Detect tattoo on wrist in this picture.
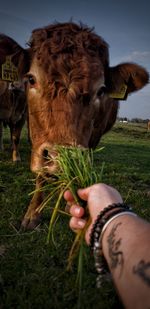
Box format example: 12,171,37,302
133,260,150,286
107,222,124,274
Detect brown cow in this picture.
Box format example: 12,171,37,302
147,120,150,131
0,80,27,161
0,22,149,228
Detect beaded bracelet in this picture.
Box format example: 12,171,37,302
90,203,132,251
89,203,134,288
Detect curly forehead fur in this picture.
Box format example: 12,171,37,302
28,22,109,98
29,22,108,58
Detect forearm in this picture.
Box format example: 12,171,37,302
102,214,150,309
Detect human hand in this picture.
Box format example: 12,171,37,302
64,183,123,244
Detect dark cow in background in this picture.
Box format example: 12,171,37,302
147,120,150,131
0,22,148,228
0,80,27,161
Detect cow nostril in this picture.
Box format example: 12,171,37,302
43,149,49,158
41,147,58,173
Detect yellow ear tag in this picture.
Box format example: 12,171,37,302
109,84,128,100
2,56,19,82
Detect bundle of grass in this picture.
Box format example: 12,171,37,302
35,146,104,293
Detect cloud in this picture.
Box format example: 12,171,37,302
0,10,34,27
120,51,150,65
125,51,150,61
111,51,150,78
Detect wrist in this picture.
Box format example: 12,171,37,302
89,203,136,288
90,203,132,251
101,211,137,257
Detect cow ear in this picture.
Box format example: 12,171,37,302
107,63,149,100
0,34,30,79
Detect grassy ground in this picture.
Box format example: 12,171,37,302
0,122,150,309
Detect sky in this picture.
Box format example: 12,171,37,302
0,0,150,119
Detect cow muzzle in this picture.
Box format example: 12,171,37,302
30,143,58,174
30,142,87,175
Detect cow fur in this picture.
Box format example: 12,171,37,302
0,80,27,161
0,22,149,228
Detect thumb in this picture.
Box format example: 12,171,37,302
77,187,91,201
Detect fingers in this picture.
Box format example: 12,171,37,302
69,205,91,245
64,190,75,203
64,190,76,213
69,216,86,230
64,187,91,204
70,204,85,217
64,188,92,243
77,187,91,201
65,203,86,231
64,190,86,217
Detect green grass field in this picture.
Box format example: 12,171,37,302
0,122,150,309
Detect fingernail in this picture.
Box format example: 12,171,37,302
75,207,81,215
78,220,85,228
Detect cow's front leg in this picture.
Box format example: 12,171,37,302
9,122,21,162
21,176,44,229
0,121,4,151
9,114,26,162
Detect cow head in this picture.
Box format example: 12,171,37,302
0,23,149,174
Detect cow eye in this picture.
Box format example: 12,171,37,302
26,74,36,87
97,86,106,98
28,75,36,85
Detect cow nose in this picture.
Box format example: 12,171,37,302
30,143,57,173
43,148,49,159
41,146,58,174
